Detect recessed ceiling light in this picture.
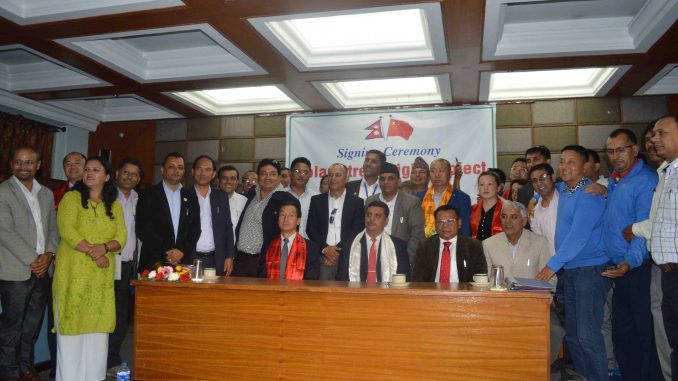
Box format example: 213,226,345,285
482,67,626,101
249,3,446,70
315,75,450,109
171,85,306,115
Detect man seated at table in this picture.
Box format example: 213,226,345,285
482,200,551,279
258,201,320,280
412,205,486,282
337,200,410,282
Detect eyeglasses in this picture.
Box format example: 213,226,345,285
605,145,634,156
243,179,257,184
293,168,309,175
436,217,457,225
329,208,338,224
530,173,551,184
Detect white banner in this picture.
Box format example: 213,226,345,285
286,106,496,197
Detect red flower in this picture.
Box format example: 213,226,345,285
179,273,191,281
141,269,150,278
155,272,164,280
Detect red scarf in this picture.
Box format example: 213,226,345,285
470,198,503,239
265,234,307,280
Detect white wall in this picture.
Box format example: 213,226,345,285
51,125,89,179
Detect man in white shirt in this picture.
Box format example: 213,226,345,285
193,156,235,276
365,162,424,263
346,150,385,199
628,115,678,377
528,163,559,256
0,147,58,381
307,163,365,280
218,165,247,243
107,157,141,370
286,157,317,239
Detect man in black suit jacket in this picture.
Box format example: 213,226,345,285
136,152,201,272
258,201,320,280
191,156,235,276
345,149,385,199
307,163,365,280
337,200,410,282
234,159,297,277
412,205,486,282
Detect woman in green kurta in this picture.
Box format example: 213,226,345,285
53,157,126,381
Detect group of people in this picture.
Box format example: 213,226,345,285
2,114,678,381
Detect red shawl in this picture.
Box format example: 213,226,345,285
470,198,503,239
265,234,307,280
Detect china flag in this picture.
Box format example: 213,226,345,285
387,118,413,140
364,119,383,140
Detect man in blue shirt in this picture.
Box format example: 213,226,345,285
600,129,662,380
536,145,611,381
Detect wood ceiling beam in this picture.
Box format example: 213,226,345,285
443,0,484,103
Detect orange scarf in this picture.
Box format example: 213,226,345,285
265,234,307,280
470,198,503,239
422,184,453,237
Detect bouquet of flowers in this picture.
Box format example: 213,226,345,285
140,262,191,282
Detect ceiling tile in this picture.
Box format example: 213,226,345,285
0,45,107,92
483,0,678,60
46,95,181,122
249,3,446,71
0,0,184,25
56,24,266,83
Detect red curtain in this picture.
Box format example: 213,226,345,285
0,112,57,182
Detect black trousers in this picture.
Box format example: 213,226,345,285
232,252,260,277
107,260,134,368
0,274,50,378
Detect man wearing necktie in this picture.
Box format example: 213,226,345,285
411,205,486,282
337,200,409,282
258,201,320,280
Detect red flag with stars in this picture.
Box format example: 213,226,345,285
364,119,383,140
387,118,413,140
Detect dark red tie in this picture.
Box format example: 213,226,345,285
440,241,452,282
367,237,377,283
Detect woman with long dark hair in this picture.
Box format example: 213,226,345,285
53,156,126,381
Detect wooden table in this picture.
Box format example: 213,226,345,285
131,278,551,381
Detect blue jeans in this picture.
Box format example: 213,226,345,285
562,263,612,381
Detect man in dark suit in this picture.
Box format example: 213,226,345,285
307,163,365,280
258,201,320,280
233,159,297,277
337,200,410,282
365,162,424,263
191,155,235,276
136,152,201,271
412,205,486,282
346,149,385,199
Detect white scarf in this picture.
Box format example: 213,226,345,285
349,230,398,282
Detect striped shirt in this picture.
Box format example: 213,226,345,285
651,158,678,264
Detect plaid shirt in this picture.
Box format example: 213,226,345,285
651,159,678,264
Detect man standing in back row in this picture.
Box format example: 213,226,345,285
307,163,364,280
136,152,201,271
346,150,385,199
